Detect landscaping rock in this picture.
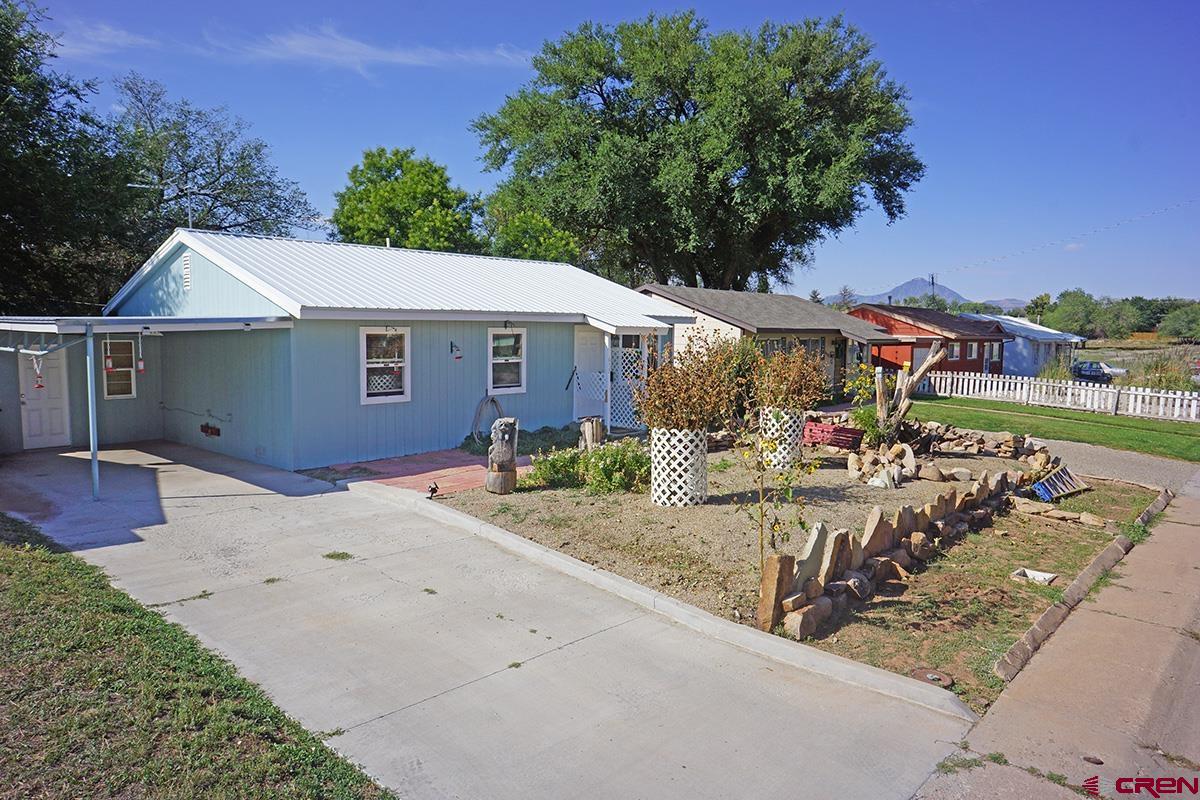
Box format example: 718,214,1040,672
896,505,917,537
900,443,917,472
860,506,894,557
792,522,831,592
781,592,809,613
782,594,832,639
847,451,863,480
947,467,974,482
817,528,854,587
803,577,823,599
908,530,936,561
843,570,874,600
1013,496,1054,515
824,580,849,596
1079,511,1107,527
918,463,945,482
866,475,890,489
886,547,913,570
756,553,796,632
850,535,864,571
866,556,897,582
1044,509,1081,521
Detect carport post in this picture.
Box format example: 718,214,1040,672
85,323,99,500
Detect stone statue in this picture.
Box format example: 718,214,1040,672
485,417,519,494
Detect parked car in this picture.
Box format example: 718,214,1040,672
1071,360,1127,383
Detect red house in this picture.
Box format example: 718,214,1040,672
847,304,1010,374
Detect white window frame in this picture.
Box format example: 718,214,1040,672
102,339,137,400
967,341,978,360
488,327,527,396
948,342,961,360
360,326,411,405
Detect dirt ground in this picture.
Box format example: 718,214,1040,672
441,446,1013,623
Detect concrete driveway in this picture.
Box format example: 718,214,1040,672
0,442,973,799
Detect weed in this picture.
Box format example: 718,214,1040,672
985,752,1008,765
323,551,353,561
936,754,983,774
422,587,437,595
528,628,538,634
496,613,505,619
263,577,282,585
508,661,522,669
709,457,735,473
1118,521,1151,544
1046,772,1068,786
539,514,574,530
771,622,798,641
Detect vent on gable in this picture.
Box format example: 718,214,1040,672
182,252,192,291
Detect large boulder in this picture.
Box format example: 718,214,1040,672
792,522,832,592
816,528,854,587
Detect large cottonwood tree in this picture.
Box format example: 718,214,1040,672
474,12,924,289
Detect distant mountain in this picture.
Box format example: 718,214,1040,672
982,298,1026,312
854,278,969,306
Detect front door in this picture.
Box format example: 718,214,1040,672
18,349,71,449
983,342,992,374
572,326,605,420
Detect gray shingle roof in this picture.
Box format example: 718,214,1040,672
638,284,897,343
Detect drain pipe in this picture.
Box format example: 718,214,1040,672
85,323,99,500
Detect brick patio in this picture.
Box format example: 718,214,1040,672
331,448,533,496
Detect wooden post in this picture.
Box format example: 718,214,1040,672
875,366,888,424
756,553,796,632
579,416,604,450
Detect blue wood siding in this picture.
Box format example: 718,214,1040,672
290,320,575,469
159,329,294,468
0,353,23,453
111,246,288,318
67,336,165,447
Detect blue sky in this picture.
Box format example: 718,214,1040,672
44,0,1199,302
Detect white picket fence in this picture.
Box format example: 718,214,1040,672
920,371,1200,423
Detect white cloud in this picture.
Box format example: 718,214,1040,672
206,25,532,75
1063,242,1085,252
54,19,158,60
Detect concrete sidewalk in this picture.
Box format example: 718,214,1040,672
918,468,1200,797
0,443,975,800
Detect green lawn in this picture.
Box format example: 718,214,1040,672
0,514,394,800
911,396,1200,462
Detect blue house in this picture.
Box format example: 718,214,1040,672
959,313,1085,376
0,230,690,495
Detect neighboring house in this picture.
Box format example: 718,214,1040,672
0,230,692,476
637,284,898,388
847,304,1010,374
959,313,1084,376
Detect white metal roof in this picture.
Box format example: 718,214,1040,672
0,316,293,335
960,313,1085,343
105,229,692,333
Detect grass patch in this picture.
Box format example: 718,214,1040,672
0,513,392,799
985,752,1009,765
1058,480,1158,526
1118,521,1151,544
322,551,354,561
912,396,1200,462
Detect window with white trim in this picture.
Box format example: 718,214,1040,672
967,341,978,359
948,342,961,360
103,340,137,399
360,327,411,404
488,327,526,395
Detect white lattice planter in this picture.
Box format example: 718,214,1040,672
759,407,805,469
650,427,708,507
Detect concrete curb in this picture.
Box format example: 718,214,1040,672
994,485,1176,682
345,479,978,724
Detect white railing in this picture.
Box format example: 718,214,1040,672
920,371,1200,423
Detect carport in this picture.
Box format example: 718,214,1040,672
0,315,292,499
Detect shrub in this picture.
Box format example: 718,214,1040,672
527,440,651,493
1037,357,1072,381
527,447,586,488
850,404,894,448
842,362,895,407
753,348,828,411
1117,350,1197,391
635,333,746,431
583,438,651,493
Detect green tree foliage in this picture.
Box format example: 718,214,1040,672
115,73,318,246
901,293,949,312
951,300,1003,314
1157,304,1200,339
1023,292,1053,322
1124,295,1192,332
1043,289,1099,336
808,289,823,304
0,1,135,313
331,147,480,252
832,285,857,310
483,190,579,262
474,12,924,289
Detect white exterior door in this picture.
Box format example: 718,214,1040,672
911,346,931,370
572,326,605,420
18,350,71,449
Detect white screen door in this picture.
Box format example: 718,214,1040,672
573,326,605,420
18,350,71,449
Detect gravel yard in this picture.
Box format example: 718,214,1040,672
441,446,1020,622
